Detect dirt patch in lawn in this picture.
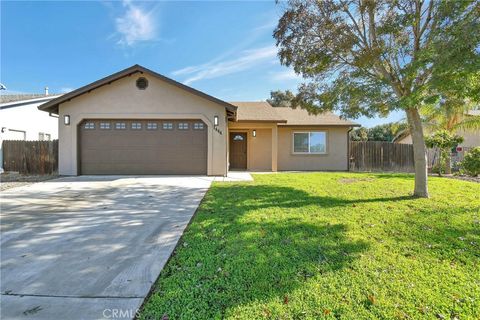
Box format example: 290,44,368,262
338,177,375,184
443,175,479,183
0,173,58,191
428,174,480,183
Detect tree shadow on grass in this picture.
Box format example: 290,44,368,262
218,184,413,212
141,184,375,319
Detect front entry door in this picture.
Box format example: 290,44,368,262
229,132,247,170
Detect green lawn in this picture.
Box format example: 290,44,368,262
140,173,480,320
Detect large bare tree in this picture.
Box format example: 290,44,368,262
274,0,480,197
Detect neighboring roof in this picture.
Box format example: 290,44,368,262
37,65,238,117
392,129,410,143
0,94,62,110
230,101,359,126
1,93,57,103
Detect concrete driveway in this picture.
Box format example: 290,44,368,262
1,176,213,319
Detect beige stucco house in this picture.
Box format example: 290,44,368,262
38,65,358,176
393,110,480,148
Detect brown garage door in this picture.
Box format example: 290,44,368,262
79,119,207,175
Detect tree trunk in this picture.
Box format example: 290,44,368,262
445,152,452,174
405,108,429,198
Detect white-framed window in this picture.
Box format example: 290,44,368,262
115,122,126,130
45,133,51,141
84,122,95,129
146,122,158,130
162,122,173,130
193,122,205,130
178,122,189,130
131,122,142,130
100,122,111,130
293,132,327,154
39,132,45,140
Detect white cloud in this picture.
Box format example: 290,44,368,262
60,87,74,93
172,45,278,85
115,0,156,46
270,69,302,81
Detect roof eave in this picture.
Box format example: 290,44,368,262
278,123,361,127
234,119,288,123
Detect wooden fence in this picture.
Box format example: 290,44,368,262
2,140,58,174
427,146,473,170
349,141,415,172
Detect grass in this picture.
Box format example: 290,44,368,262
139,172,480,320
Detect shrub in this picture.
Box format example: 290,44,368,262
425,130,464,176
431,164,445,175
460,147,480,177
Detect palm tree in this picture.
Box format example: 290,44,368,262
422,97,480,173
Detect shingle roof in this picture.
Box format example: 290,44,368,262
0,94,52,104
229,101,286,122
229,101,359,126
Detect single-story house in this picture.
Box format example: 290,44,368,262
38,65,359,176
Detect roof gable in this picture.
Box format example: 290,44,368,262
37,65,237,117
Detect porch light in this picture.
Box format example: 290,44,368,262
64,115,70,125
252,130,256,137
214,115,219,127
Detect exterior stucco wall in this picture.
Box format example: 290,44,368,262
398,130,479,147
396,135,413,144
457,129,480,148
248,129,272,171
277,126,350,171
58,74,228,176
228,122,276,171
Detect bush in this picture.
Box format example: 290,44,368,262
460,147,480,177
431,164,445,175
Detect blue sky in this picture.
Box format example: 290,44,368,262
1,1,403,127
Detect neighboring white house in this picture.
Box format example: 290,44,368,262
0,94,61,141
0,93,61,172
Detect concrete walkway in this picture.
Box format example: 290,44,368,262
214,171,253,182
1,176,213,320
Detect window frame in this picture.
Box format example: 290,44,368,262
193,122,205,130
84,122,95,130
99,122,111,130
131,122,143,130
146,122,158,130
114,122,127,130
292,131,327,154
162,122,174,130
178,122,189,130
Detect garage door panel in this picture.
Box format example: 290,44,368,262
80,119,207,175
